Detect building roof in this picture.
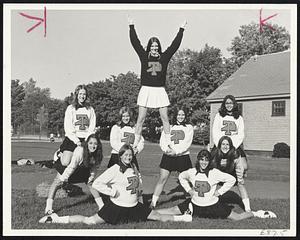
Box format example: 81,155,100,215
207,51,290,102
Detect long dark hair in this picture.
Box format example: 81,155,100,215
219,95,240,119
146,37,162,58
211,136,240,173
116,106,135,128
72,84,91,110
118,144,139,174
195,149,213,176
82,133,103,168
171,107,189,126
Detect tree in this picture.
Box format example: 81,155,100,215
11,79,25,134
21,78,52,135
167,46,228,126
228,22,290,68
47,98,65,136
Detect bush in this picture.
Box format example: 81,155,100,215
272,142,290,158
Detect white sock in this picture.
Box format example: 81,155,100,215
242,198,251,211
46,198,53,211
95,197,104,209
152,195,159,206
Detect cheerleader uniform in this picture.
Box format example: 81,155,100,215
92,163,151,225
159,123,193,172
212,153,245,186
54,146,96,184
60,105,96,153
212,112,246,157
178,168,236,219
129,24,184,108
107,123,144,170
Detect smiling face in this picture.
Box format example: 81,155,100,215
122,112,130,125
220,139,230,154
87,137,98,153
199,156,210,171
150,41,159,56
225,98,234,112
77,89,87,105
120,149,133,165
177,110,186,123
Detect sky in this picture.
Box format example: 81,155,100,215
8,4,293,99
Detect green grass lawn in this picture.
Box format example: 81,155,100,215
10,140,290,231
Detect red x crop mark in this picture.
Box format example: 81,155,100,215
19,7,47,37
259,8,278,33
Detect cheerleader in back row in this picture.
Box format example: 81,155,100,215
212,95,248,174
56,85,96,166
150,107,193,208
39,144,193,225
128,15,187,151
107,106,144,170
155,149,277,221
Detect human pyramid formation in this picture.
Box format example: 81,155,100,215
39,16,277,225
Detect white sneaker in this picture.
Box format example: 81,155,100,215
181,202,193,222
254,210,277,219
39,213,59,223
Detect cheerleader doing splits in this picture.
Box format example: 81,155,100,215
44,133,104,215
155,150,277,221
128,15,187,150
39,144,193,225
150,108,193,208
108,106,144,170
56,85,96,166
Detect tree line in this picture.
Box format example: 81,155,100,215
11,23,290,143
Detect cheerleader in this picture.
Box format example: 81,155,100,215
155,150,277,220
128,16,187,150
107,106,144,170
211,136,251,212
56,85,96,166
44,133,104,215
150,108,193,208
39,144,193,225
212,95,248,175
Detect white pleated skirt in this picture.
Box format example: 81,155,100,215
137,86,170,108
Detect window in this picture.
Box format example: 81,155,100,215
237,103,243,116
272,101,285,116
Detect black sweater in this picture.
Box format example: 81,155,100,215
129,25,184,87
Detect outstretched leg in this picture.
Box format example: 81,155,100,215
227,210,254,221
87,183,104,210
159,107,171,145
39,213,105,225
148,206,192,222
151,168,171,208
45,173,64,214
133,106,148,147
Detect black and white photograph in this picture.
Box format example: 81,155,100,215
3,3,297,237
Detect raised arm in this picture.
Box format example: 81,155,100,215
164,20,187,57
128,16,145,57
